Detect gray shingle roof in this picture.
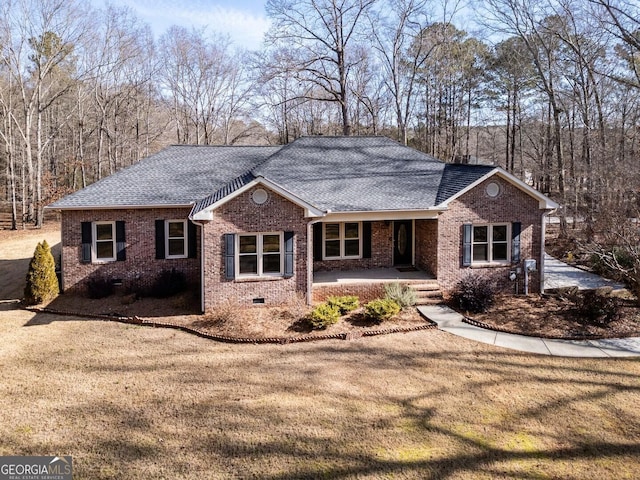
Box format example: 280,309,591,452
49,145,282,208
49,136,498,213
254,136,484,212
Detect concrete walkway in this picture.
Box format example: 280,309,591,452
418,305,640,357
418,254,639,357
543,253,625,291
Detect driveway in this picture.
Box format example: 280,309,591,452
543,253,625,291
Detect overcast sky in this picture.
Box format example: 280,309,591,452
95,0,270,50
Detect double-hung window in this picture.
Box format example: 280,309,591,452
472,224,509,263
93,221,116,262
166,220,187,259
237,233,283,276
323,222,361,259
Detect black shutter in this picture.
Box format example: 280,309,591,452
188,221,197,259
362,222,372,259
115,221,126,261
284,231,294,277
512,222,521,264
313,223,323,261
155,220,165,259
224,233,235,280
81,222,92,263
462,223,472,267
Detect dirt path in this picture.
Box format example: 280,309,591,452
0,225,61,301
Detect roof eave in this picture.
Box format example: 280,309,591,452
190,176,325,220
437,168,559,210
46,203,194,211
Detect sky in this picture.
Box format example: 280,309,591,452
93,0,270,50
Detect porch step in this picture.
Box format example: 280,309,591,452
410,281,444,306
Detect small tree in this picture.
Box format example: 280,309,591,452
24,240,59,305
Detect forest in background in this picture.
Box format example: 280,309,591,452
1,0,639,233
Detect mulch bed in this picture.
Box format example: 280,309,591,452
462,293,640,340
30,291,436,344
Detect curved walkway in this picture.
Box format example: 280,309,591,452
418,305,640,357
418,254,640,357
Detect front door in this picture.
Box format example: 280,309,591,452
393,220,413,266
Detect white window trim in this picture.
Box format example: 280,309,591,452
165,219,188,259
236,232,284,278
323,222,362,260
92,221,116,263
472,223,510,265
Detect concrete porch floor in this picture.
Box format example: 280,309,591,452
313,267,435,286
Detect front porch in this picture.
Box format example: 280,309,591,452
312,267,441,305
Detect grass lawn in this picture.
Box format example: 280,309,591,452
1,228,639,479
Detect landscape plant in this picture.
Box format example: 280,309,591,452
451,274,496,313
326,295,359,314
151,268,187,298
309,303,341,329
364,298,401,322
383,282,417,309
23,240,59,305
86,277,114,299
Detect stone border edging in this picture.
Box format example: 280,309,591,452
24,306,437,344
461,315,622,341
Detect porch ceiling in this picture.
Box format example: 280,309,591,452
313,267,434,286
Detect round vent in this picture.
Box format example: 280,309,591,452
485,182,500,198
252,188,269,205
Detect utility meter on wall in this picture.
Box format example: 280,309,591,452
524,259,537,272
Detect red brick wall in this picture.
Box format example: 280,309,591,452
313,283,386,304
202,187,308,310
60,208,200,293
313,221,392,271
436,176,544,294
415,219,438,276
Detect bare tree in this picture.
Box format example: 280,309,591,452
0,0,94,227
266,0,377,136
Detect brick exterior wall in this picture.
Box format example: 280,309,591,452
435,176,544,294
202,187,308,311
415,219,438,276
313,221,392,272
313,283,386,304
59,175,546,310
60,208,200,293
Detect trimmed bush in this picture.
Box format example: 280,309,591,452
573,290,621,327
451,274,495,313
24,240,59,305
86,277,114,299
384,282,417,310
309,303,341,329
151,268,187,298
326,295,359,314
365,298,401,322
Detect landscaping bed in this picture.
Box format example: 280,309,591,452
462,292,640,339
44,291,433,342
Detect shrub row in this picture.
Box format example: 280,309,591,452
86,268,188,300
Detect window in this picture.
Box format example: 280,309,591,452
237,233,283,276
323,222,361,259
166,220,187,258
472,224,509,263
93,221,116,262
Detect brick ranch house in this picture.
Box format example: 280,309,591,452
48,136,558,312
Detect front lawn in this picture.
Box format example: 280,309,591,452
1,307,639,479
2,227,640,479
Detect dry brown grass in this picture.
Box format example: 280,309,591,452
1,227,640,479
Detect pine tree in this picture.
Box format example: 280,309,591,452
24,240,59,305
